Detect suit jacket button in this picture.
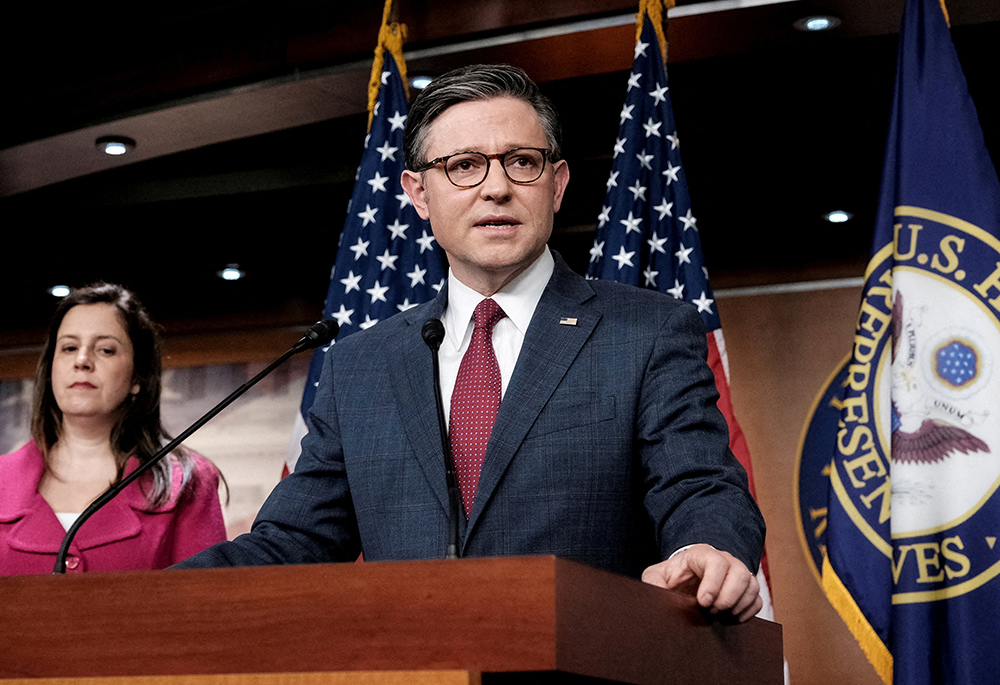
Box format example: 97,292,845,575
65,556,80,570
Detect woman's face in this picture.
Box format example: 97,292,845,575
51,303,138,423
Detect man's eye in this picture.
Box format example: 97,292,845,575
507,153,539,170
448,158,479,173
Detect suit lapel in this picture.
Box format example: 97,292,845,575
466,256,599,539
390,289,464,532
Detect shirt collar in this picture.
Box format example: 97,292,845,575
444,248,554,347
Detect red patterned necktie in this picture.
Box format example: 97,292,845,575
450,298,507,517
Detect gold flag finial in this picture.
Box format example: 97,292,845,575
636,0,674,64
367,0,410,130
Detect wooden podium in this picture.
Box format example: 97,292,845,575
0,556,782,684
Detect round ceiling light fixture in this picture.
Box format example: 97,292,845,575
219,264,245,281
824,210,853,224
410,75,433,90
794,15,841,32
96,136,137,156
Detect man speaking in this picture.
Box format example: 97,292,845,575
177,64,765,623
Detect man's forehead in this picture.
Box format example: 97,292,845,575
424,97,547,156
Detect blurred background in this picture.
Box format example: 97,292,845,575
0,0,996,358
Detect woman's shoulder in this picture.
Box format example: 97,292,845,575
1,441,42,458
0,442,44,471
0,442,46,519
182,451,221,486
171,450,221,494
133,450,220,512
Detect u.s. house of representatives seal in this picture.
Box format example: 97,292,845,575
797,206,1000,603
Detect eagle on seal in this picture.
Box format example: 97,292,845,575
890,291,990,464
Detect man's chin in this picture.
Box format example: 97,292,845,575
452,257,538,295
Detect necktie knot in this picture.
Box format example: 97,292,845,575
473,298,506,332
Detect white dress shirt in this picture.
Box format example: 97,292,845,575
439,249,555,427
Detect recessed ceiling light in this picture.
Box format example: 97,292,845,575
96,136,136,156
824,210,853,223
794,15,841,32
410,75,433,90
219,264,245,281
49,285,71,298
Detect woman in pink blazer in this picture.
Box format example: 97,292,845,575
0,283,226,574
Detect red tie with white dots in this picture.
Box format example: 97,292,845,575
449,298,507,517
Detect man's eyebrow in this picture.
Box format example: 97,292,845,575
437,144,536,157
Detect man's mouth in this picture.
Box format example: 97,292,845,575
476,216,520,228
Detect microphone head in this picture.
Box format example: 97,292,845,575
298,319,339,350
422,318,445,350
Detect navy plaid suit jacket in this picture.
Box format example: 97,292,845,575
179,252,764,578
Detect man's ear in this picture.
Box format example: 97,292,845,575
551,159,570,214
400,170,431,220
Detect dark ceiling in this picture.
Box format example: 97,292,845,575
1,0,998,349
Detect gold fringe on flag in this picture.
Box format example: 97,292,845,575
822,555,893,684
938,0,951,27
367,0,410,130
635,0,675,63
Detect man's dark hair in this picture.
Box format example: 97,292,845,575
403,63,563,170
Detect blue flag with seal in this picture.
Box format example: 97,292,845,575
797,1,1000,682
286,12,445,474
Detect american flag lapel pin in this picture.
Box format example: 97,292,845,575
559,317,578,326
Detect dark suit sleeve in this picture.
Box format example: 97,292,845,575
636,302,765,573
173,350,361,569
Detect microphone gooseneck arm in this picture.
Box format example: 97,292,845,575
421,318,461,560
52,319,339,574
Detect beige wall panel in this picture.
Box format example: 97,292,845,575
719,285,882,685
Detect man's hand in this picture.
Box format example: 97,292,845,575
641,544,762,623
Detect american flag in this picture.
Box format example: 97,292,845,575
587,15,778,626
287,50,446,473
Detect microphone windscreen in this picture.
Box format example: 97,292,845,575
301,319,339,349
422,318,445,350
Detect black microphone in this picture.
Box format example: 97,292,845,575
52,319,340,574
421,318,444,349
422,318,461,560
292,319,339,352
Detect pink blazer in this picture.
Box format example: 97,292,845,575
0,441,226,575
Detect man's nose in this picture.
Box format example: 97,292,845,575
478,158,513,200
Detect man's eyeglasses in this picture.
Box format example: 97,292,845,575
415,147,552,188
